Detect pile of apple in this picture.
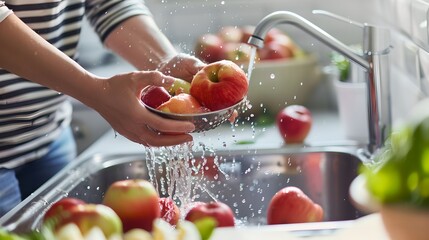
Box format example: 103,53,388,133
2,180,324,240
142,60,248,114
38,179,236,240
194,25,302,64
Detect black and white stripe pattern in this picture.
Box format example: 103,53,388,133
0,0,150,168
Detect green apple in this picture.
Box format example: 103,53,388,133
168,78,191,95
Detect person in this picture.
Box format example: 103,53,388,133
0,0,205,217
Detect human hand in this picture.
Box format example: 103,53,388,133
159,53,205,82
89,71,195,147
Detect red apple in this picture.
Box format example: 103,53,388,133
258,41,294,61
157,93,210,114
276,105,312,144
49,203,123,238
267,186,324,224
102,179,160,232
141,85,171,109
159,197,180,226
217,26,243,43
190,60,249,111
195,33,226,63
43,197,86,222
185,201,235,227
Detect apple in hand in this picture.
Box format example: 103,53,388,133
102,179,160,232
43,197,85,222
49,204,123,238
267,186,324,224
185,201,235,227
190,60,249,111
141,85,171,109
157,93,210,114
276,105,312,144
195,33,226,63
159,197,181,226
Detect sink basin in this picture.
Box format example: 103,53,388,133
0,146,366,234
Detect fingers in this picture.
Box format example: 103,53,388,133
140,124,194,147
131,71,176,91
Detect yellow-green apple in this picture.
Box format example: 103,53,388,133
185,201,235,227
141,85,171,109
217,26,243,43
159,197,181,226
102,179,160,232
224,43,256,64
48,204,122,239
276,105,312,144
195,33,226,63
43,197,85,222
168,78,191,95
267,186,323,224
190,60,249,111
157,93,210,114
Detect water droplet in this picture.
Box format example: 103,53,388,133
270,73,276,79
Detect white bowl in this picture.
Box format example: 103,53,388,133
244,54,322,116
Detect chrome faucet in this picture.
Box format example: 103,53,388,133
248,11,392,156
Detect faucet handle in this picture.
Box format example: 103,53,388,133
312,10,364,28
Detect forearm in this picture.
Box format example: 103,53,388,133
104,15,178,71
0,14,101,106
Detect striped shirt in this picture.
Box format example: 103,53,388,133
0,0,150,168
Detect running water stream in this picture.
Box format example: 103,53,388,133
143,48,259,219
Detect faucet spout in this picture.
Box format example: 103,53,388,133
248,11,369,69
248,11,392,156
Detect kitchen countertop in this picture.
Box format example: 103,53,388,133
78,110,359,160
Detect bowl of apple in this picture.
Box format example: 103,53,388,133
141,60,250,133
350,99,429,240
194,25,322,116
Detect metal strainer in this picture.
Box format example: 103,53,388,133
145,98,250,133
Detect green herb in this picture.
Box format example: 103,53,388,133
331,52,350,82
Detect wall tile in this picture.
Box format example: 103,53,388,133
411,0,429,50
396,0,413,36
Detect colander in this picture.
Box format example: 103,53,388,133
145,98,250,133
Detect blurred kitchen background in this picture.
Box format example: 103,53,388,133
71,0,429,154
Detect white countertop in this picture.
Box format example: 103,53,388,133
78,110,358,160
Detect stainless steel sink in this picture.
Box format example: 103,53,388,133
0,146,365,234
